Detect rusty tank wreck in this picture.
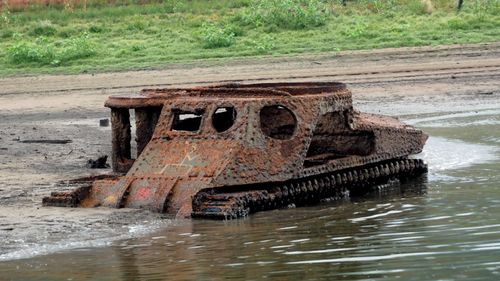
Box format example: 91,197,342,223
43,82,428,219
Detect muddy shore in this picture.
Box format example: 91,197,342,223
1,42,499,260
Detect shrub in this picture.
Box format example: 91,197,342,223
1,8,11,26
7,33,96,66
247,34,276,54
201,23,235,48
29,20,58,37
467,0,500,18
59,33,97,62
238,0,329,30
131,44,146,52
158,0,176,13
367,0,436,15
406,0,433,15
1,29,14,39
342,22,368,38
58,26,85,38
89,25,104,33
127,19,147,31
7,37,55,64
369,0,397,14
447,17,468,30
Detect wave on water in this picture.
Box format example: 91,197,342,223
417,136,497,181
405,109,500,127
0,220,174,262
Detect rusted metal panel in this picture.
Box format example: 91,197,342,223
110,108,133,173
135,107,161,157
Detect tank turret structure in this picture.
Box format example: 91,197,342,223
43,82,428,219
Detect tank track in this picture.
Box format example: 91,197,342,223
192,159,427,220
42,175,117,208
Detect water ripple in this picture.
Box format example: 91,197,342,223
286,251,451,264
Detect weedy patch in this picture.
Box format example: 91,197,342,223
368,0,397,14
237,0,329,30
7,37,56,65
130,44,146,52
343,22,369,38
7,33,97,66
29,20,58,37
88,25,105,33
200,23,236,49
58,34,97,63
245,34,276,54
1,6,11,26
1,29,14,39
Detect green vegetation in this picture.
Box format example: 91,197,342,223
0,0,498,77
7,33,96,65
200,23,236,49
238,0,329,29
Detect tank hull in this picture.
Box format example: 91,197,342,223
43,82,428,219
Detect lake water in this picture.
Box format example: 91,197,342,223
1,94,499,280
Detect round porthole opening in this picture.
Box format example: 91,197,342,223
212,106,236,133
260,105,297,140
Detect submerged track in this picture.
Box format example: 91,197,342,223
192,159,427,219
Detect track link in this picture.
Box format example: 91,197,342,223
192,159,427,219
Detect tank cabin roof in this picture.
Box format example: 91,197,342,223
105,82,349,108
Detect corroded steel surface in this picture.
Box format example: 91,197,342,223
192,159,427,219
43,82,428,219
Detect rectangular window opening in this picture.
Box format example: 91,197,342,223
171,109,204,132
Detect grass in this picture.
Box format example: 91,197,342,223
0,0,499,77
7,33,96,65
